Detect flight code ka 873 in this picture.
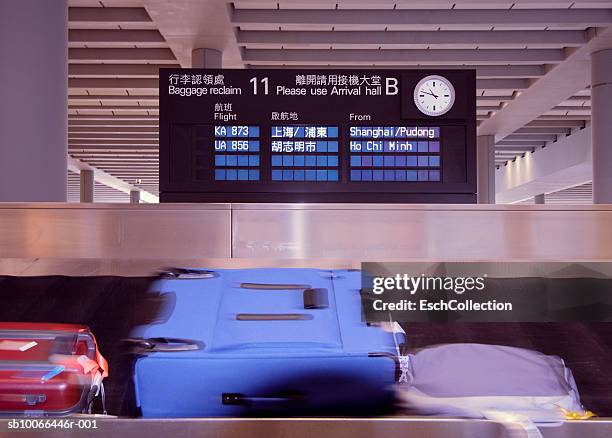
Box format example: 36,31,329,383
249,76,399,96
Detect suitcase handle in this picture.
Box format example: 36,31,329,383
236,313,314,321
222,392,300,408
125,337,205,353
240,283,311,290
303,288,329,309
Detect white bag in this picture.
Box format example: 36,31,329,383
396,343,593,437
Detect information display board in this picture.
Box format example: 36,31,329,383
160,69,476,203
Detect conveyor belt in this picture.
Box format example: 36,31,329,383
1,276,611,417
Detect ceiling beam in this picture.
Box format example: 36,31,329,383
69,115,158,120
69,104,159,111
526,120,586,128
69,133,159,140
477,95,514,101
536,115,590,120
69,139,158,145
71,151,159,157
495,146,536,151
242,48,565,64
69,29,164,45
69,64,178,77
504,134,558,142
68,94,159,101
68,7,152,23
69,120,159,126
248,64,545,78
237,30,587,48
497,140,547,147
231,8,612,27
68,48,176,62
69,146,159,151
67,156,158,203
69,126,159,133
515,127,571,135
478,26,612,139
69,78,158,89
477,79,529,90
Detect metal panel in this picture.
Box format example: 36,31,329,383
231,204,612,261
2,204,612,263
0,203,231,259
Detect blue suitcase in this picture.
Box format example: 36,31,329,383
130,268,401,417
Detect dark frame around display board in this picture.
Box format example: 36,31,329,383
159,68,476,203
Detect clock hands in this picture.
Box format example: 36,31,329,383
421,89,439,99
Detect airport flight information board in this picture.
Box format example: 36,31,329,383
160,69,476,202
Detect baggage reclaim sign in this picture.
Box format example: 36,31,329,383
159,69,476,203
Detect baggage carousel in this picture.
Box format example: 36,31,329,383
1,203,612,436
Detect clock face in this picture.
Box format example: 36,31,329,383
413,75,456,117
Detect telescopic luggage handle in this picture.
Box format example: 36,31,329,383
125,337,205,353
222,392,301,408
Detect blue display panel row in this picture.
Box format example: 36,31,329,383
349,126,440,139
213,125,261,181
351,155,440,168
271,125,339,183
272,169,339,182
213,125,260,138
271,141,338,153
215,154,260,167
349,125,442,182
351,169,440,182
214,140,260,152
349,141,440,153
272,155,339,167
215,169,260,181
271,126,338,138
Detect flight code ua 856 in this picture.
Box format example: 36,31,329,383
6,418,99,430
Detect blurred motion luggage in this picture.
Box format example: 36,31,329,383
131,268,400,417
0,323,108,416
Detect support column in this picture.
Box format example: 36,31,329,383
534,193,545,204
80,169,94,203
592,49,612,204
191,48,222,68
0,0,68,201
477,135,496,204
130,190,140,204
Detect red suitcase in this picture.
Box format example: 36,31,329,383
0,323,108,416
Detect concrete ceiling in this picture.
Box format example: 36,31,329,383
66,0,612,203
68,0,166,200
